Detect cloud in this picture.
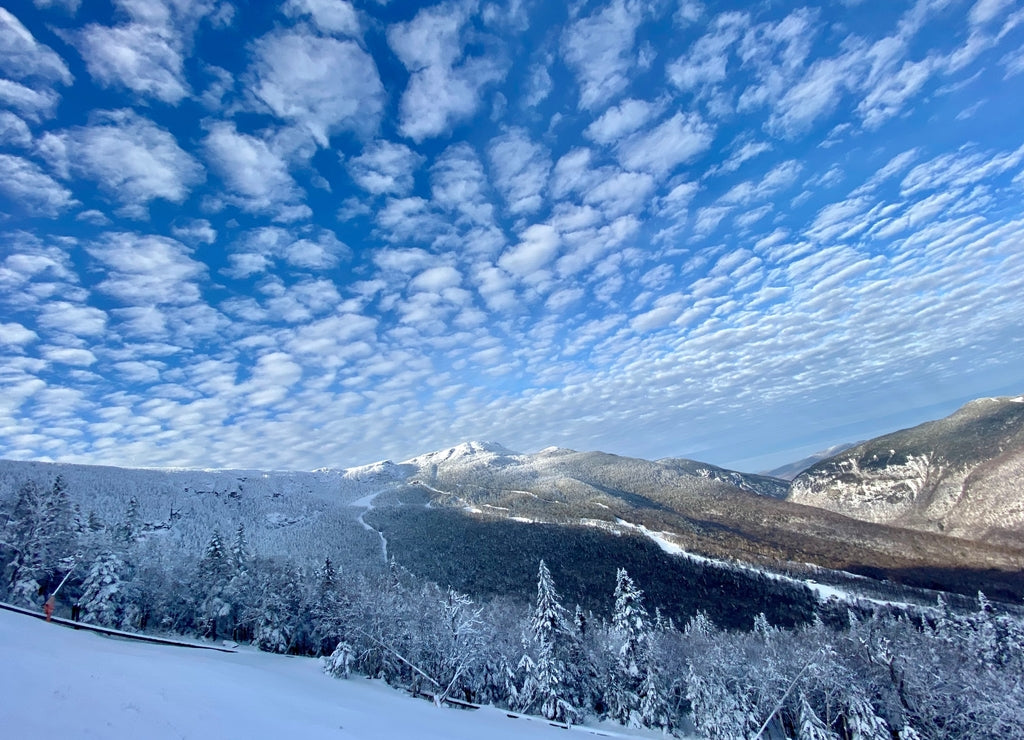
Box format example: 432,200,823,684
203,121,309,219
38,301,107,337
0,153,76,216
498,223,560,278
0,78,61,120
431,143,497,228
0,8,73,84
283,0,361,37
32,0,81,11
767,46,862,137
717,139,773,173
72,22,190,103
0,8,72,120
41,346,97,366
666,11,748,92
388,2,506,141
249,29,385,146
410,265,462,292
0,321,38,346
171,219,217,245
561,0,646,110
584,97,661,145
45,109,204,216
348,140,424,196
487,127,551,215
84,232,206,306
226,226,350,277
617,112,714,176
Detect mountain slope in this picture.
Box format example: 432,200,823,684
788,396,1024,544
378,443,1024,603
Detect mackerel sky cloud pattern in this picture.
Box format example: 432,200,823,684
0,0,1022,472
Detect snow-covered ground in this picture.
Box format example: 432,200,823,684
0,609,653,740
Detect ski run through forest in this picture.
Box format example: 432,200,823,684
3,475,1024,738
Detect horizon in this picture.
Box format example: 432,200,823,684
1,0,1023,474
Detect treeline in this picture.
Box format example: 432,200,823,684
3,476,1024,738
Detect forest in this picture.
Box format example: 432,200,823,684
3,475,1023,739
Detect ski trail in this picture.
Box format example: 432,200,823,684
352,490,389,563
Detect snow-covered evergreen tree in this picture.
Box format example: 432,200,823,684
79,551,129,628
797,694,836,739
686,666,758,739
637,637,670,732
229,523,249,573
1,478,75,604
844,693,890,740
521,560,575,722
196,530,234,640
607,568,650,727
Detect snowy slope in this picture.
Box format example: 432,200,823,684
0,608,656,740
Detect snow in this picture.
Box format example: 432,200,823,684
0,608,652,740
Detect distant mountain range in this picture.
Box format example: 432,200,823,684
2,394,1023,622
763,443,860,481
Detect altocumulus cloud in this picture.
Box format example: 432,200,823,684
0,0,1022,473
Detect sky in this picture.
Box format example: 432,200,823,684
0,0,1023,474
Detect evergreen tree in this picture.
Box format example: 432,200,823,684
229,523,249,574
844,693,890,740
1,478,75,603
522,560,575,722
310,557,345,655
637,638,670,731
114,496,141,546
79,551,129,628
608,568,650,727
798,694,837,740
196,530,233,640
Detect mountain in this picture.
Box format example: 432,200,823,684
371,443,1024,602
762,443,860,481
4,430,1024,633
788,396,1024,545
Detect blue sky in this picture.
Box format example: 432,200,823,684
1,0,1022,473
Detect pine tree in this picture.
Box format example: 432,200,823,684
524,560,575,722
844,693,890,740
797,694,836,739
229,523,249,574
310,557,345,655
608,568,650,727
196,530,233,640
638,637,670,731
79,551,129,628
115,496,141,545
2,478,75,603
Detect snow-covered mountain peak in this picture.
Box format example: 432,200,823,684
402,441,519,467
341,459,410,482
536,446,576,457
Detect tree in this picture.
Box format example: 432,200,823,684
608,568,650,726
797,694,837,740
196,530,233,640
79,551,129,628
844,693,890,740
521,560,576,722
638,637,670,731
1,478,75,604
